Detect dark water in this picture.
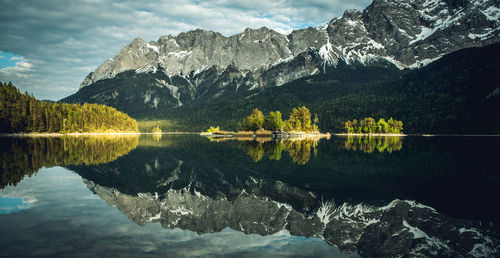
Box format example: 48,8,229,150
0,134,499,257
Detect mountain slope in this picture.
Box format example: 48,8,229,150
78,0,499,88
63,0,500,109
61,0,500,133
148,43,500,134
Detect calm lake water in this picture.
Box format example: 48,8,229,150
0,134,499,257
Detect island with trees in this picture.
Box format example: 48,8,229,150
0,82,139,134
342,117,404,135
201,106,330,139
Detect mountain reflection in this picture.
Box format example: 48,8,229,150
341,135,403,153
82,174,498,257
0,135,139,188
2,135,499,257
65,135,498,257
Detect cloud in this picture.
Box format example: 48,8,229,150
0,56,34,79
0,0,372,100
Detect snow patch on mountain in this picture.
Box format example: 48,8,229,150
168,50,191,59
409,27,434,45
482,6,500,21
145,43,159,53
156,79,182,107
78,0,500,91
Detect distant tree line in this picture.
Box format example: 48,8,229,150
0,82,139,133
343,117,403,134
240,106,319,132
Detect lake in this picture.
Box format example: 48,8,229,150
0,134,499,257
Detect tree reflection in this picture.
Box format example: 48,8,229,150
240,139,319,165
151,133,162,142
0,135,139,188
342,136,403,153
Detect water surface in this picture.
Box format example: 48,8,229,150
0,135,498,257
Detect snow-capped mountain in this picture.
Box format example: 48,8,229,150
64,0,500,113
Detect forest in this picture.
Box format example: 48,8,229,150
343,117,403,134
136,43,500,134
0,82,139,133
240,106,319,132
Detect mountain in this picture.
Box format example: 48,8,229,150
62,0,500,133
160,43,500,134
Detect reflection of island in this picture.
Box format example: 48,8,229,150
240,139,319,164
151,133,162,142
341,135,403,153
0,135,139,188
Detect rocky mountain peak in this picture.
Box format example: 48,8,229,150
71,0,499,113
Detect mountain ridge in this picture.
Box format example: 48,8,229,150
78,0,499,90
62,0,500,133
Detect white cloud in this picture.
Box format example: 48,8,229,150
0,57,34,79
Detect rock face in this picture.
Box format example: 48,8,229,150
80,0,500,88
63,0,500,112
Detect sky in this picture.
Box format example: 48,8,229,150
0,0,371,101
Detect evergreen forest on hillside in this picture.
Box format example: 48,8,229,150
136,44,500,134
0,82,139,133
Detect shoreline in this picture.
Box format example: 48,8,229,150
0,132,203,137
1,132,142,137
2,132,500,138
201,131,332,140
334,133,407,136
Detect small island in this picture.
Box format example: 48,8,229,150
151,126,162,134
201,106,330,140
340,117,404,136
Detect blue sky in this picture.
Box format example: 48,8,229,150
0,52,22,69
0,0,372,100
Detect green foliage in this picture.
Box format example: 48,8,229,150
206,126,220,133
263,111,284,131
241,108,265,131
137,119,176,133
151,126,162,134
240,106,317,133
0,82,139,133
285,106,314,132
343,117,403,134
